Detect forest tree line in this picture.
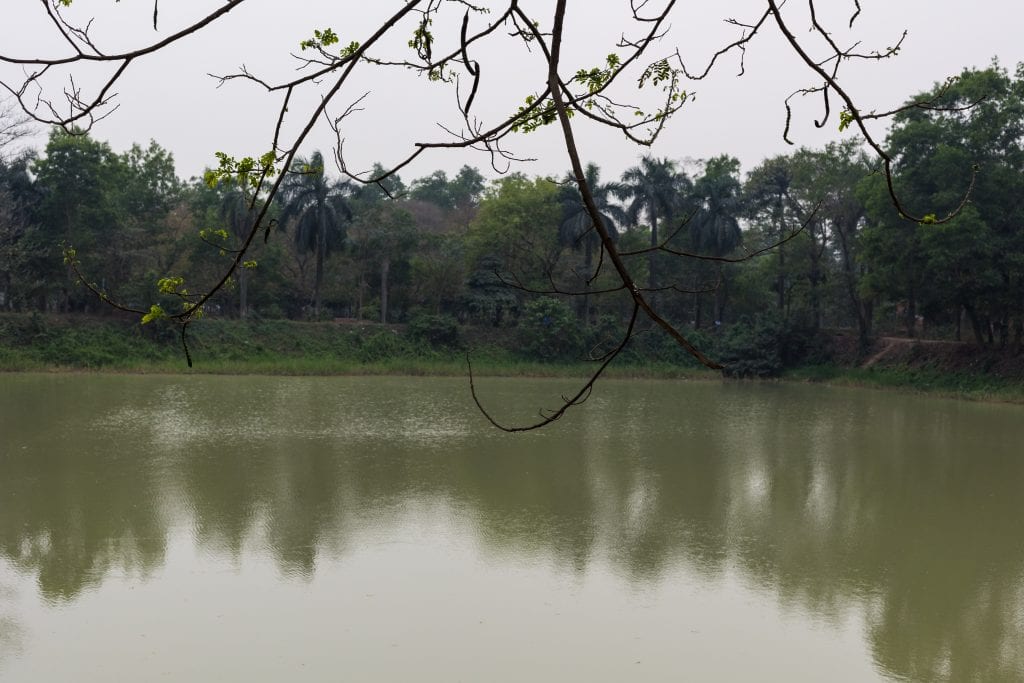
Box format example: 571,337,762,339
1,64,1023,371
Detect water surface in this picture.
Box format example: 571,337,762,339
1,374,1022,681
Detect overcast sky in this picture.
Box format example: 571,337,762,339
3,1,1022,183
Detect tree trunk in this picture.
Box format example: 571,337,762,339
712,266,725,330
964,304,986,346
356,275,365,319
239,266,248,319
380,257,390,324
776,204,786,313
582,238,593,325
904,291,917,339
647,204,658,292
313,224,325,317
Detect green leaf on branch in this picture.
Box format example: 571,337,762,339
839,109,855,132
300,28,339,51
204,150,278,190
510,94,572,134
157,276,186,295
141,304,166,325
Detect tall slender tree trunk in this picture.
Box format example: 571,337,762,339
712,266,726,330
964,304,986,346
239,267,248,319
694,287,703,330
776,202,786,313
356,275,365,319
647,203,658,291
313,221,325,317
582,238,593,325
380,257,390,324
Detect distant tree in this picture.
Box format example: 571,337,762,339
787,142,872,338
349,202,417,324
32,129,125,311
0,98,33,162
279,151,353,317
463,254,518,327
467,174,561,287
861,63,1024,345
744,155,794,314
410,165,484,211
617,156,688,292
0,158,39,310
690,155,744,327
557,162,627,324
216,182,258,318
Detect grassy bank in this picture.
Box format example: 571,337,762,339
0,313,713,380
3,314,1022,404
785,364,1024,404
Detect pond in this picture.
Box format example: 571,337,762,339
1,374,1022,681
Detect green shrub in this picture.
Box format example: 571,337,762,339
719,313,833,377
719,314,784,378
517,297,583,362
406,312,461,349
356,329,413,362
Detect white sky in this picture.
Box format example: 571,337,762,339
2,1,1022,183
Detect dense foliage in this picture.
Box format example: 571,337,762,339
2,64,1023,371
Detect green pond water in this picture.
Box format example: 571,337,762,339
1,373,1022,681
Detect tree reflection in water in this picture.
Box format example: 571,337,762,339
1,375,1022,681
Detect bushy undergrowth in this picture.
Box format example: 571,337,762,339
718,313,833,378
7,312,1021,407
516,298,584,362
405,312,461,349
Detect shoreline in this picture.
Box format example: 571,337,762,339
2,313,1022,405
4,358,1023,406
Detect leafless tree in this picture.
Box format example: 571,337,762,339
0,0,976,429
0,98,34,161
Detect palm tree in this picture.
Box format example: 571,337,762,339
558,163,628,323
616,156,688,292
690,155,744,327
279,151,352,317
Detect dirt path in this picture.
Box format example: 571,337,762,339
861,336,968,368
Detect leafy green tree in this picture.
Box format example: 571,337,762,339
32,129,127,311
113,140,184,307
409,233,466,315
467,174,561,293
410,165,485,212
787,142,872,338
279,151,352,317
348,202,417,324
861,63,1024,344
463,254,518,326
744,155,794,313
0,154,42,310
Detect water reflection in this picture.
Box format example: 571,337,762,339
1,375,1023,680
